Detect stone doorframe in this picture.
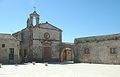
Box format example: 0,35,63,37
60,48,74,62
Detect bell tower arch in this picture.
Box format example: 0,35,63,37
27,11,40,28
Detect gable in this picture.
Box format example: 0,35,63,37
40,22,62,31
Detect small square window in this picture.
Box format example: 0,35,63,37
110,48,117,54
2,44,5,48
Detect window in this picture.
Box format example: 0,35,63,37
9,48,14,60
21,33,24,41
110,48,117,54
24,49,27,57
2,44,5,48
19,49,22,56
84,48,90,54
9,48,14,54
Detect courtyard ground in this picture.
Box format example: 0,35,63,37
0,63,120,77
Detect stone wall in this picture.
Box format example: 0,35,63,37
75,34,120,64
33,24,62,61
0,36,20,64
13,28,32,62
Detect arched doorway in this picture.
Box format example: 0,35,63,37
60,48,74,62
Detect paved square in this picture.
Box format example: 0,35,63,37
0,63,120,77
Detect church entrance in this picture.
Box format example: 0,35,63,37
43,41,51,62
43,47,51,62
60,48,74,62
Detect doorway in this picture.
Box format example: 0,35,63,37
60,48,74,62
42,41,52,62
43,47,51,62
9,48,14,63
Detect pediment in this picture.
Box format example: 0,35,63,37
40,22,62,31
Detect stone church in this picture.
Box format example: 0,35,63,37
0,11,120,64
12,11,74,63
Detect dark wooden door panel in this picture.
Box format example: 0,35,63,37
43,47,51,61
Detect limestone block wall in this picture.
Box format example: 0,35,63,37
13,28,33,62
51,41,60,60
33,26,61,61
32,40,60,61
0,40,20,64
33,27,61,41
32,40,42,60
0,48,8,63
75,40,120,64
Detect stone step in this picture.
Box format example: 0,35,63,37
62,61,74,64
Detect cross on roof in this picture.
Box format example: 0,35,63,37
33,6,36,12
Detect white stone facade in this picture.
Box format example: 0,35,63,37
13,11,63,62
75,34,120,64
0,34,20,64
3,11,120,64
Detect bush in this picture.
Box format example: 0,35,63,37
45,62,48,66
32,61,36,65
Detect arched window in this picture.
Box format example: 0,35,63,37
84,48,90,54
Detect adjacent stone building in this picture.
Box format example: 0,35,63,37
74,34,120,64
0,34,20,64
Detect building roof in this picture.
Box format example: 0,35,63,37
30,11,39,17
62,42,74,45
17,21,62,32
0,33,18,41
75,33,120,43
39,22,62,31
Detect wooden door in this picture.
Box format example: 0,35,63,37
63,50,67,61
43,47,51,62
63,50,72,61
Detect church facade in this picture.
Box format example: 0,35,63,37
12,11,74,63
0,11,120,64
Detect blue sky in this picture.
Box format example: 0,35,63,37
0,0,120,42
